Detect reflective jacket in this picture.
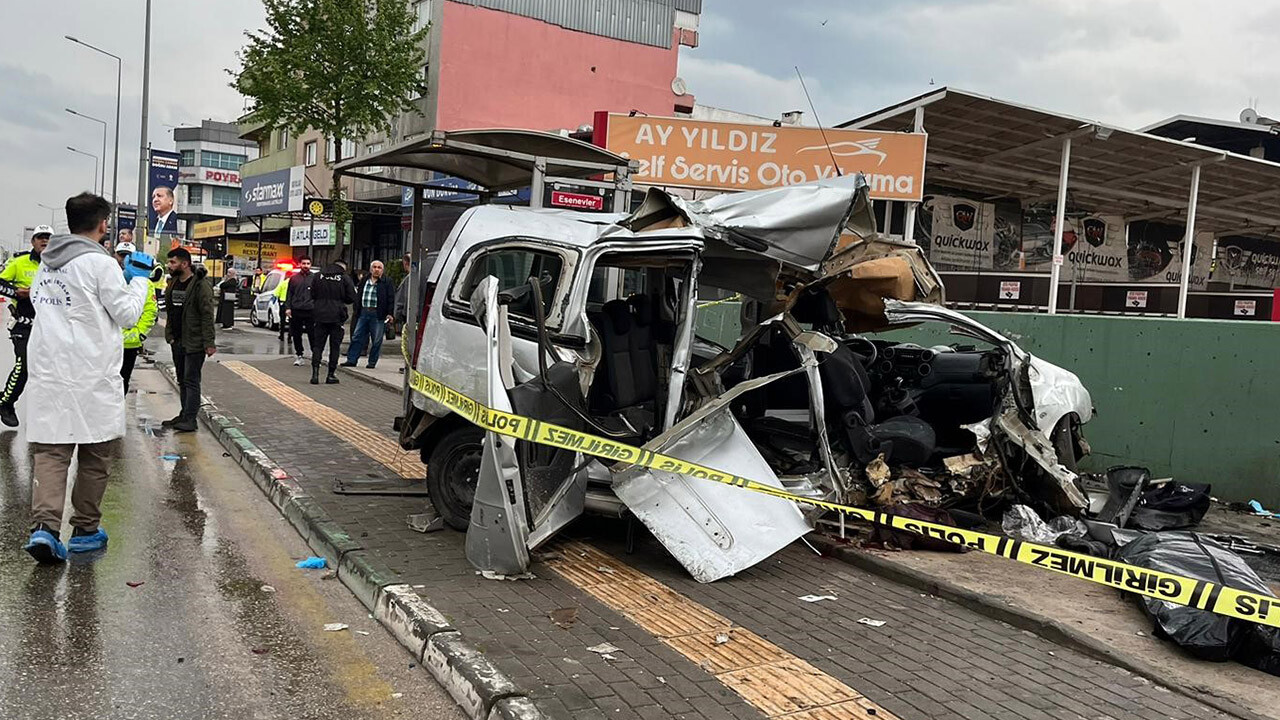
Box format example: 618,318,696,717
0,251,40,319
122,290,158,349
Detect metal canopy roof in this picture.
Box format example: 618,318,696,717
333,128,632,193
842,88,1280,234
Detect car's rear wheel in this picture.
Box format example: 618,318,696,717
427,426,485,532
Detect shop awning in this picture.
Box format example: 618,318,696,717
842,88,1280,235
333,128,632,194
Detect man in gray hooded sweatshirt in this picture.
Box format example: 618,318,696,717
21,192,158,563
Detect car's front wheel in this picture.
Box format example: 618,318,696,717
426,426,485,532
249,306,262,328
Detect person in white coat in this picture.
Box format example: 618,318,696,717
22,192,158,564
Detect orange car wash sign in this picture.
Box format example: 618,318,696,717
601,113,927,201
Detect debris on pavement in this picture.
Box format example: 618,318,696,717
356,630,370,636
857,618,887,628
868,503,968,552
1116,531,1280,676
1248,500,1280,520
260,585,276,593
125,580,145,588
1002,505,1087,545
550,608,578,629
478,569,536,581
323,623,349,632
586,643,621,655
798,594,837,603
714,632,731,645
296,556,327,569
159,454,184,461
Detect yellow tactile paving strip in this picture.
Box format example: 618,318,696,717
547,542,900,719
223,360,896,719
222,361,427,479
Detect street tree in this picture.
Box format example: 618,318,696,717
231,0,427,255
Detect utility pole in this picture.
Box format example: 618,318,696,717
65,36,122,235
135,0,153,240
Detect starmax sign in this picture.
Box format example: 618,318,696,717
597,113,927,201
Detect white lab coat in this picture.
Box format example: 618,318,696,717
25,247,150,444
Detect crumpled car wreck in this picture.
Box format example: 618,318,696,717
399,174,1094,582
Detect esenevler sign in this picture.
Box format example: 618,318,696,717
599,113,927,201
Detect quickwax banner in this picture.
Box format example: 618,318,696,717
1214,235,1280,289
1063,215,1127,283
921,195,996,270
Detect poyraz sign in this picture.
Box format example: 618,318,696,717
240,166,304,217
599,113,927,201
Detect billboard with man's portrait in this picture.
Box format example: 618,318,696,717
147,149,183,238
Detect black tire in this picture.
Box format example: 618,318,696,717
1050,415,1080,472
426,425,486,532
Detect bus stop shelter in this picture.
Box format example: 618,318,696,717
842,88,1280,317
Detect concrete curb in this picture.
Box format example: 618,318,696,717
159,363,549,720
809,533,1261,720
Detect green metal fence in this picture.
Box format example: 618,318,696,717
695,303,1280,506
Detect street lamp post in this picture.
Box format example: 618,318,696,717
135,0,153,245
65,35,122,234
67,146,100,194
36,203,59,228
66,108,107,196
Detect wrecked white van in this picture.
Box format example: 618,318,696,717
397,175,1093,582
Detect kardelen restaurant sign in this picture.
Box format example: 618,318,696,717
598,113,927,201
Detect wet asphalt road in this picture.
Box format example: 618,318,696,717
0,331,461,720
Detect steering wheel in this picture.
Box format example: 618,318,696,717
844,335,878,368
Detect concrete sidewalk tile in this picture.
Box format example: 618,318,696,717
376,584,455,660
427,631,522,720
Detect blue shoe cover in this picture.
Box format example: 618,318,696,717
68,527,109,553
24,529,68,564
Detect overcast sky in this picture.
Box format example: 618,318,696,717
3,0,1277,250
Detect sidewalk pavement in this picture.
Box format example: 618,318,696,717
192,354,1239,720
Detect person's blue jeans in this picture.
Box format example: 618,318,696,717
347,310,385,367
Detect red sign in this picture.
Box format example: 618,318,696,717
550,190,605,211
203,169,240,184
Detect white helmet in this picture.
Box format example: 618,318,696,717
114,241,137,255
33,224,54,237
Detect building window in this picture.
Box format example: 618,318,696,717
326,138,357,163
187,185,204,206
203,151,247,170
212,186,240,208
278,128,289,151
366,143,383,174
180,149,196,167
305,141,318,167
413,0,431,32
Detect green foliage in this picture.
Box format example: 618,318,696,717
231,0,427,246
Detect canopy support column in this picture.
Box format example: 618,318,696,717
902,106,925,244
1177,164,1202,319
1047,137,1072,315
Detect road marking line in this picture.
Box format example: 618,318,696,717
221,361,426,479
223,360,897,718
547,541,900,719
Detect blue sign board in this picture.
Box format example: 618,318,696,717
240,166,304,217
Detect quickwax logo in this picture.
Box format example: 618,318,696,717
1083,218,1106,247
952,203,976,232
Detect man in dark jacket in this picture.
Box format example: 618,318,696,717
341,260,394,369
283,256,316,365
310,258,356,385
162,248,216,432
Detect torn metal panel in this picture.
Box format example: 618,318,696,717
994,401,1089,511
612,407,811,583
465,277,532,576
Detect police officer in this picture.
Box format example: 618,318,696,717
0,224,51,427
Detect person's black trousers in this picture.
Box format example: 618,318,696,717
290,309,315,357
170,344,206,421
121,347,141,394
0,324,31,410
311,321,344,374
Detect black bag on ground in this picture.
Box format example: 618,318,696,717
1115,531,1280,675
1130,482,1211,531
869,503,967,552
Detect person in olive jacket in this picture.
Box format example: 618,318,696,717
162,248,216,432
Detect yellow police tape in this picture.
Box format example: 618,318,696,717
402,361,1280,630
695,293,742,309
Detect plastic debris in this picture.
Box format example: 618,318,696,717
323,623,348,632
858,618,887,628
126,581,145,588
159,454,183,461
596,566,616,574
587,643,621,655
251,647,270,655
356,630,371,636
296,556,327,569
714,632,730,645
798,594,837,603
260,585,276,593
1001,505,1086,545
478,569,536,581
865,453,891,487
391,693,403,699
1248,500,1280,519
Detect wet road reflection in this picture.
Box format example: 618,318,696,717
0,346,456,719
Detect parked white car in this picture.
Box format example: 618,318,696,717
249,268,292,330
